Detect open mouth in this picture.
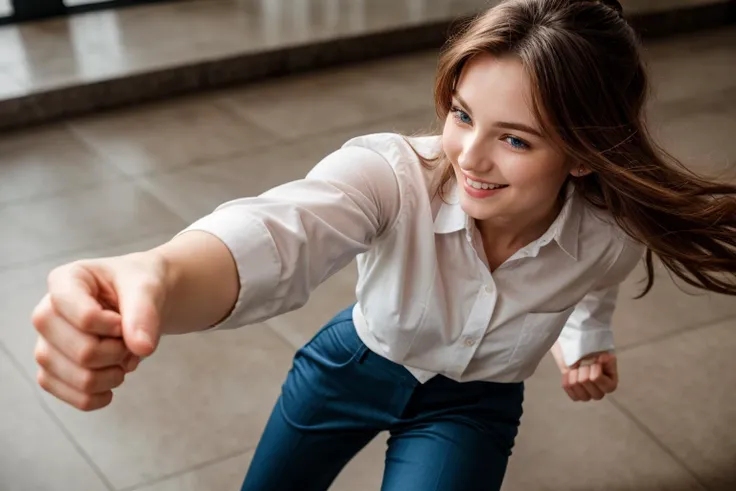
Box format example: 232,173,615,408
465,176,509,191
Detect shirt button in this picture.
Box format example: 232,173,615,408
464,338,476,347
484,284,494,294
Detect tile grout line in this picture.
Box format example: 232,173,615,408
616,312,736,354
117,446,255,491
0,228,184,275
608,397,711,491
0,341,118,491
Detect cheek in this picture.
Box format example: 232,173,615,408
506,159,569,197
441,119,462,163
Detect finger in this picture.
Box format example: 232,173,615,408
598,353,618,376
561,373,578,401
583,380,606,400
35,338,125,393
577,364,591,383
596,353,619,389
568,371,591,402
120,352,141,373
563,383,579,401
36,314,130,369
45,265,123,337
116,277,163,357
576,364,605,400
590,363,617,393
37,368,114,412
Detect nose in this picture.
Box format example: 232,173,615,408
457,132,494,174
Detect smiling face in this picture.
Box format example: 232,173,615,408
442,54,576,229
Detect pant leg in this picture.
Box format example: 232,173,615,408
381,378,524,491
241,307,406,491
240,393,378,491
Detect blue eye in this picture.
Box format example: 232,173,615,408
451,106,472,125
504,136,530,150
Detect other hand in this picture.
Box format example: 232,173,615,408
550,341,618,402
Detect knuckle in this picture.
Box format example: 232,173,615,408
36,369,52,392
79,370,98,393
77,395,98,412
75,342,98,367
77,308,98,333
31,298,52,334
34,342,49,367
79,393,111,412
111,368,126,388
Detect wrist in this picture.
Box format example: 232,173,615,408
142,242,181,335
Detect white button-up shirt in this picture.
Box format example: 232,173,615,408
181,133,645,383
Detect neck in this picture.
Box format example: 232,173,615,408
476,197,562,252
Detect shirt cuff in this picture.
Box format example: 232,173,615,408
557,328,615,367
175,207,281,330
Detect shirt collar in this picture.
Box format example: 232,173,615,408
432,181,582,260
433,182,467,234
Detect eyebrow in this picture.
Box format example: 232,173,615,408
452,92,544,138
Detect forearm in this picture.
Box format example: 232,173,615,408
151,231,239,335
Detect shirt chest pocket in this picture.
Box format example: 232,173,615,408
508,306,576,367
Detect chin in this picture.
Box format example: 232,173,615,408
459,193,499,221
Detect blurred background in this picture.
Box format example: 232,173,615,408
0,1,734,490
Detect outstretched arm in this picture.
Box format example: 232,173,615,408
152,145,401,335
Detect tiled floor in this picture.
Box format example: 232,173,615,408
1,24,736,491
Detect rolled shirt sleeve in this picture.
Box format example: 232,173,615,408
175,145,401,330
557,235,646,367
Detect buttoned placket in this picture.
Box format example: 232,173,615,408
448,222,499,379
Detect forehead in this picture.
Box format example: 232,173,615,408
455,54,537,124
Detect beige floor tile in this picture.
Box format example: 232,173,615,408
647,101,736,182
68,96,277,176
612,318,736,491
331,432,389,491
216,63,433,141
0,349,110,491
645,27,736,107
357,49,440,111
353,107,442,137
266,262,359,350
501,357,704,491
137,131,351,223
0,233,179,380
133,432,388,491
612,260,736,349
0,124,124,204
133,451,253,491
38,323,295,490
137,110,438,224
0,179,184,269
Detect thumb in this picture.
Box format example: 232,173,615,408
116,276,163,357
597,352,617,376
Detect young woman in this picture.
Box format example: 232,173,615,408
31,0,736,489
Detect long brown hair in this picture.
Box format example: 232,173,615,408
421,0,736,297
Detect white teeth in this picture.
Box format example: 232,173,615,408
466,177,505,190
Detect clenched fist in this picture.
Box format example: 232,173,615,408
550,341,619,402
31,252,168,411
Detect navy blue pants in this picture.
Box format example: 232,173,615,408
241,307,524,491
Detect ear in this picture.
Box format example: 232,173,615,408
569,163,593,178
